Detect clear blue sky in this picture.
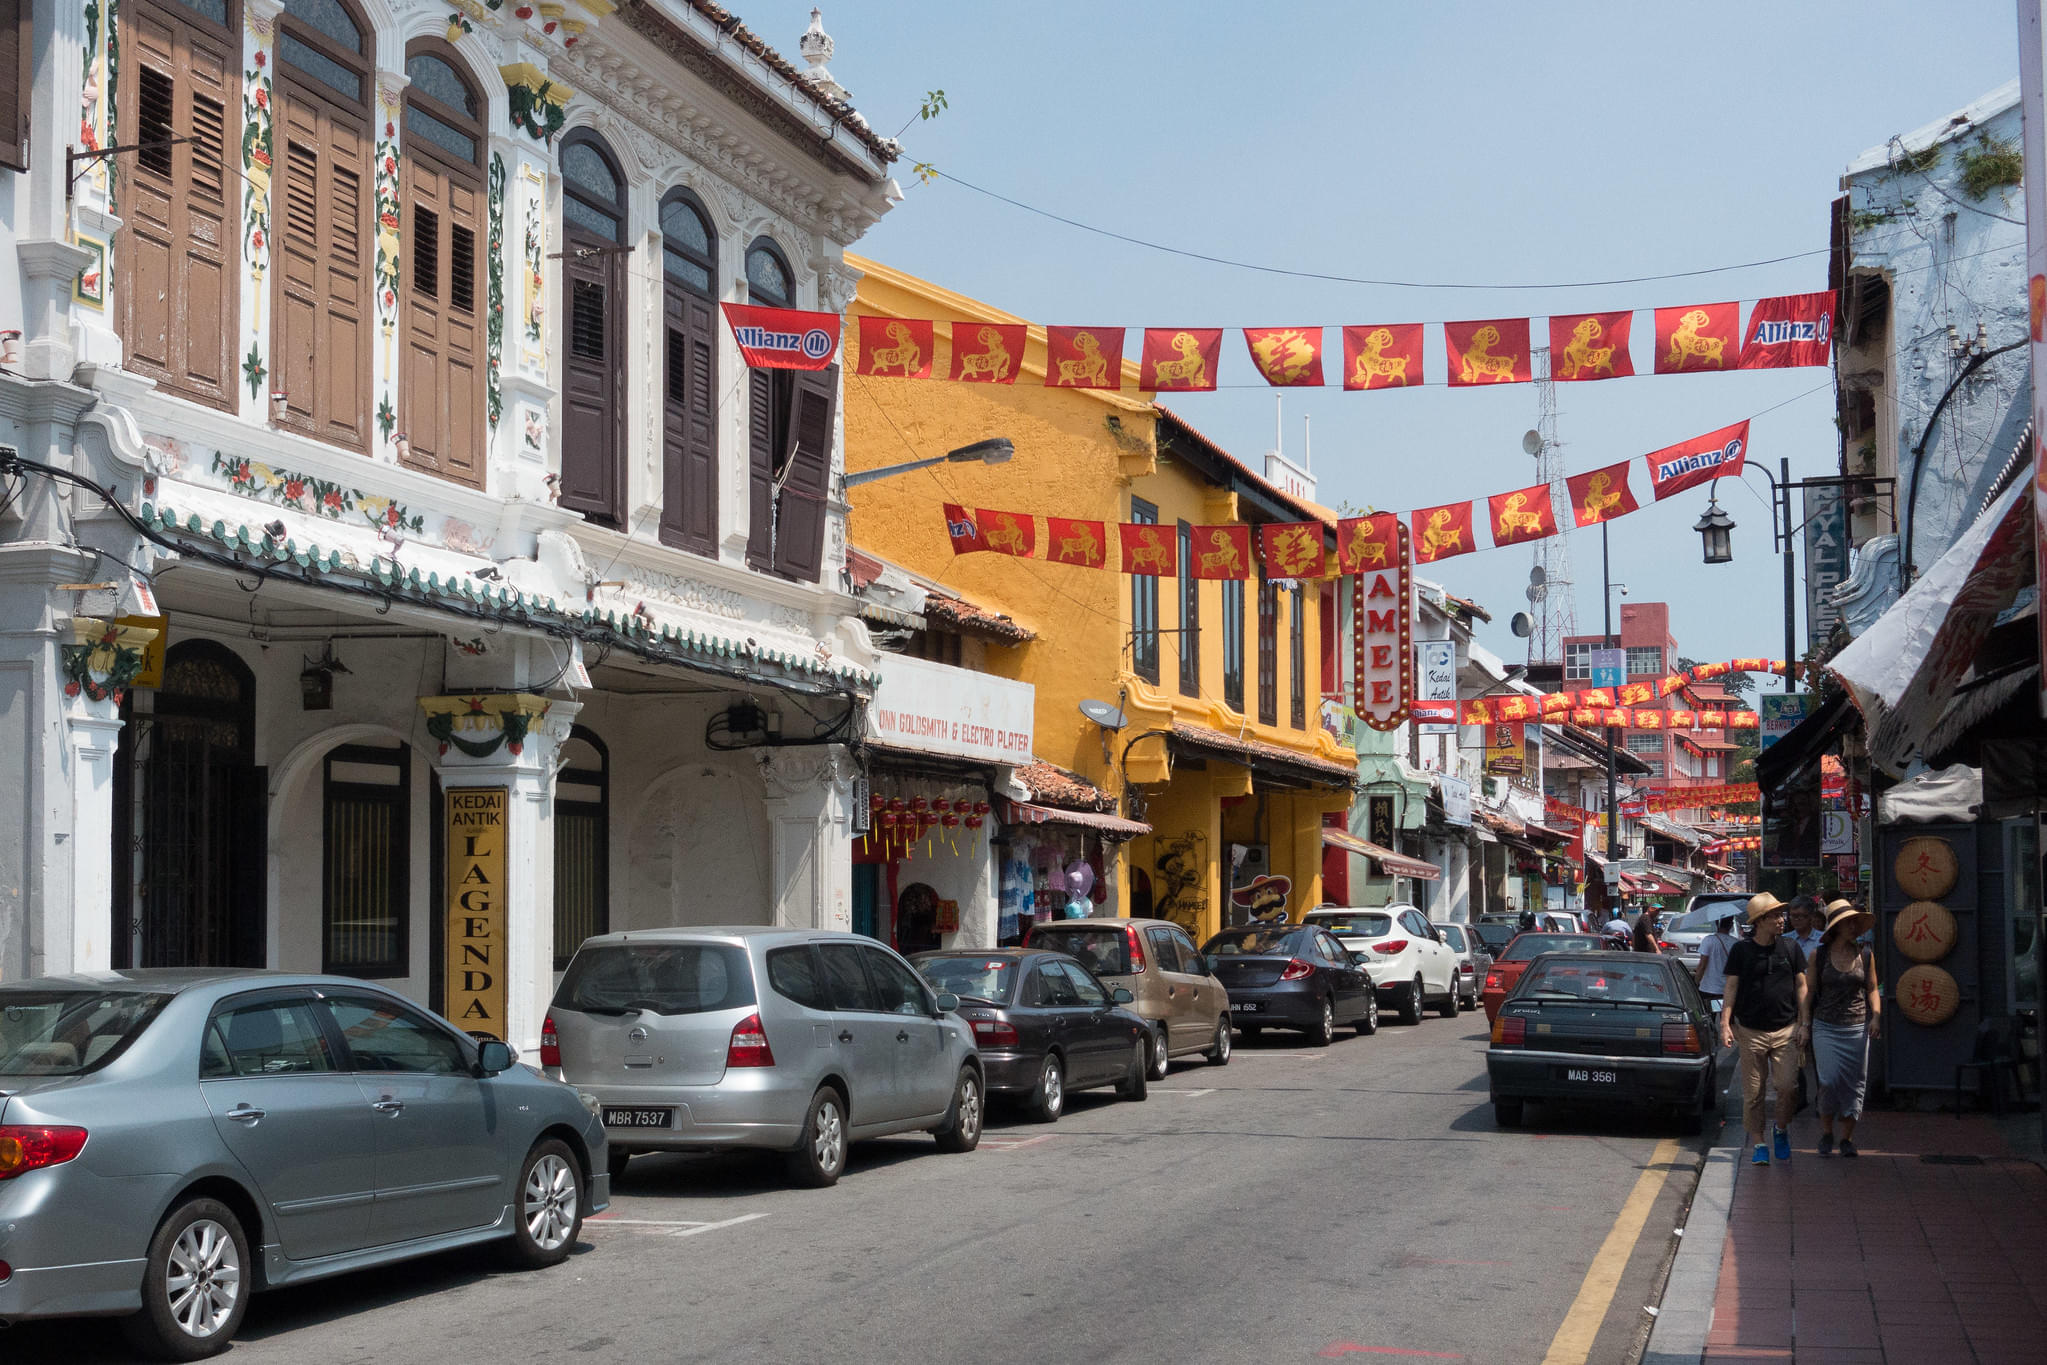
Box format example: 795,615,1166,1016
757,1,2021,685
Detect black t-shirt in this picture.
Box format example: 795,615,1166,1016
1726,936,1807,1030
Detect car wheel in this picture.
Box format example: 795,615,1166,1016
1356,991,1379,1035
786,1085,850,1186
504,1138,584,1268
122,1196,249,1361
1436,981,1460,1019
1026,1052,1065,1123
607,1148,631,1182
1401,976,1426,1026
1147,1026,1171,1081
1114,1038,1149,1101
934,1066,984,1153
1206,1016,1232,1066
1307,998,1335,1047
1494,1098,1524,1128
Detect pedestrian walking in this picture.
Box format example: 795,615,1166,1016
1632,905,1664,953
1787,899,1826,958
1692,910,1739,1012
1808,899,1880,1157
1720,892,1810,1165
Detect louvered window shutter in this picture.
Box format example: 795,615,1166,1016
0,0,28,172
745,369,777,569
771,366,837,583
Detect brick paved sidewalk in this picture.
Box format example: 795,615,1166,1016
1703,1110,2047,1364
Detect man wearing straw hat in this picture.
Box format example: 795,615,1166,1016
1805,899,1880,1156
1720,892,1811,1165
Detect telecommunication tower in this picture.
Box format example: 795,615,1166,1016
1524,348,1578,666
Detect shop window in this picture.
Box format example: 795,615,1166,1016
272,0,372,451
659,190,719,556
1130,498,1159,684
558,130,627,527
1257,580,1278,726
322,743,409,978
398,42,485,486
743,237,835,581
1288,583,1306,728
116,0,240,410
1177,521,1199,697
1221,578,1245,712
553,728,608,970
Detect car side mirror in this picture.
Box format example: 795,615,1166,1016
478,1040,516,1075
1350,951,1369,966
933,991,961,1014
1111,986,1134,1004
1197,955,1215,977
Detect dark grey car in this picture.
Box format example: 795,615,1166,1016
0,970,610,1359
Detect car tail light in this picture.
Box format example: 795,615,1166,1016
1491,1016,1526,1047
1371,939,1410,955
540,1015,560,1069
726,1013,776,1069
1663,1021,1702,1055
0,1126,88,1181
1279,958,1314,981
971,1017,1021,1046
1484,969,1504,992
1125,924,1147,973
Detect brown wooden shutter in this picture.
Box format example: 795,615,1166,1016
557,234,622,525
658,283,718,555
1257,580,1279,726
115,1,237,411
745,369,777,569
272,81,369,450
0,0,27,172
772,365,837,583
400,154,484,486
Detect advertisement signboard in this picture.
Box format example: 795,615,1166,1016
1439,775,1472,827
1590,648,1625,690
1484,722,1525,775
1762,766,1822,869
1416,641,1457,734
1759,693,1809,750
445,787,509,1032
867,653,1035,766
1803,486,1849,654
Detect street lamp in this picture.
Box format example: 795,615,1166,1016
843,436,1015,489
1693,500,1734,565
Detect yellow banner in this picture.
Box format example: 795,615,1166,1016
445,787,508,1034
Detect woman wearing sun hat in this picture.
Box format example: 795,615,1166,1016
1806,899,1880,1156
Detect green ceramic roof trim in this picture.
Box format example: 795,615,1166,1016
140,502,879,691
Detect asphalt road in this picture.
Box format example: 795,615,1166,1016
10,1007,1724,1365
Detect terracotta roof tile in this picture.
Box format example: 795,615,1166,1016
1168,722,1356,787
1016,761,1117,812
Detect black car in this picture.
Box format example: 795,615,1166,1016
1485,950,1719,1134
1470,920,1517,957
912,949,1150,1122
1201,924,1377,1045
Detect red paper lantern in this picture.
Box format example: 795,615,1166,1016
941,813,960,828
965,815,985,829
910,796,928,813
974,800,991,815
880,811,899,828
887,797,905,812
869,792,885,811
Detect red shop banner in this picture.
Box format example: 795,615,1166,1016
722,303,842,370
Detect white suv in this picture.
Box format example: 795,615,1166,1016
1301,906,1461,1025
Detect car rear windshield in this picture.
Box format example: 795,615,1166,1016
1204,927,1306,957
1308,912,1392,936
0,989,173,1076
1472,923,1514,950
554,943,756,1016
1026,926,1133,976
1521,957,1681,1004
916,956,1017,1004
1499,934,1606,961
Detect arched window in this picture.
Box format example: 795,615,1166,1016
273,0,373,451
557,129,626,527
742,236,834,582
116,0,241,411
553,728,609,968
399,41,486,487
659,190,718,556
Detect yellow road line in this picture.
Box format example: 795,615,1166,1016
1539,1137,1681,1365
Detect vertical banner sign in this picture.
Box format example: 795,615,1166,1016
2021,0,2047,717
445,788,509,1033
1762,764,1822,870
1416,640,1457,734
1367,795,1398,849
1356,523,1413,730
1802,485,1849,653
1484,722,1525,775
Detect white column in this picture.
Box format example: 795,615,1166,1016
62,698,125,972
758,747,856,932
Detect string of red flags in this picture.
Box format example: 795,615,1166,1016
1410,660,1789,725
739,292,1837,385
1627,783,1761,814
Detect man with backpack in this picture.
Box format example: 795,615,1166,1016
1720,892,1810,1165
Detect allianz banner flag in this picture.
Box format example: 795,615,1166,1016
722,303,842,369
1646,419,1749,501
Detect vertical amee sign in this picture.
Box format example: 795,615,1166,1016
2022,0,2047,715
1355,522,1413,730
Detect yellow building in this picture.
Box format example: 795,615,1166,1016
843,256,1356,942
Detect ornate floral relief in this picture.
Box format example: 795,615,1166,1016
501,63,572,146
104,0,121,210
80,1,109,199
518,163,546,369
373,81,403,445
485,151,506,430
211,451,427,536
240,8,276,401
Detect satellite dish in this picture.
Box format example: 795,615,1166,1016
1079,698,1128,730
1529,565,1547,587
1525,584,1543,602
1510,612,1533,639
1521,430,1544,457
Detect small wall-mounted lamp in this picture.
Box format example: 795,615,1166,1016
300,647,350,711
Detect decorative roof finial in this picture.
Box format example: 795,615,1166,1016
798,8,848,103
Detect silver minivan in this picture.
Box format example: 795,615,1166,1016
546,928,984,1187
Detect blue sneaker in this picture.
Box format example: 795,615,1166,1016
1752,1144,1770,1165
1773,1128,1791,1162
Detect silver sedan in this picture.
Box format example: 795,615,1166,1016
0,969,610,1359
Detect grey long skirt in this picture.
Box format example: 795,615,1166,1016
1813,1018,1870,1119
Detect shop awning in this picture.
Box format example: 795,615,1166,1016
1168,721,1358,790
997,798,1150,840
1321,828,1442,881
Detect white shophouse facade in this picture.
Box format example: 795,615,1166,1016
0,0,910,1053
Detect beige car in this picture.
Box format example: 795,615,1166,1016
1024,918,1232,1079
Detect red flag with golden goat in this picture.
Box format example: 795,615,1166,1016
1548,312,1634,381
1260,522,1327,580
1045,517,1107,568
1444,318,1531,386
856,316,934,378
1243,327,1324,387
1488,482,1558,547
1566,462,1639,527
947,322,1026,384
1653,302,1740,374
1412,502,1476,562
1045,326,1125,389
1188,524,1253,579
1341,324,1424,390
1118,522,1176,576
1140,328,1223,392
1337,513,1401,575
974,509,1036,558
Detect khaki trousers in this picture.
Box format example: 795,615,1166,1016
1733,1021,1800,1140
